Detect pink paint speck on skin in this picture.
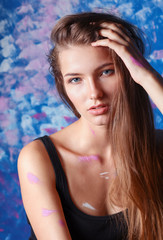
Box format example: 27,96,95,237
79,155,99,162
42,208,57,217
130,56,144,67
58,219,65,227
27,172,40,184
89,126,96,136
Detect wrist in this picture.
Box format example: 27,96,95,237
140,68,163,89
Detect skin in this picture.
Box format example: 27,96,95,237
92,23,163,113
59,45,118,126
27,172,40,184
18,22,163,240
78,155,99,162
42,208,57,217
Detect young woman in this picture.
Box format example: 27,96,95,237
18,12,163,240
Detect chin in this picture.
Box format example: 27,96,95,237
91,115,110,126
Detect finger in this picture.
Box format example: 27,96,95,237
92,39,149,71
91,38,125,52
91,38,134,65
91,38,111,47
100,23,132,44
99,28,128,46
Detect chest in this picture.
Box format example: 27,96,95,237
61,151,122,216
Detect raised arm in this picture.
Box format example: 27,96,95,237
91,23,163,114
18,140,72,240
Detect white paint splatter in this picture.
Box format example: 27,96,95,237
82,202,96,211
99,171,117,179
99,172,109,176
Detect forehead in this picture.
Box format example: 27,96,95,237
58,45,113,75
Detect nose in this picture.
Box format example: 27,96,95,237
87,78,103,100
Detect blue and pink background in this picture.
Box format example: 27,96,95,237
0,0,162,239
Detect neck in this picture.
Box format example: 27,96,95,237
76,118,111,156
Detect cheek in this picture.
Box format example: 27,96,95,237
102,86,116,99
65,87,85,107
105,78,119,95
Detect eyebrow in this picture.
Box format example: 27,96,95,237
63,63,114,77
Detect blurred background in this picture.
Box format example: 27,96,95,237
0,0,162,239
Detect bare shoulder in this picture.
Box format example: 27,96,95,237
18,139,43,167
18,139,47,166
17,139,72,239
18,139,55,183
50,121,79,149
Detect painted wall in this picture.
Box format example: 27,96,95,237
0,0,162,239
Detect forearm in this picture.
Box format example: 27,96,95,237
140,70,163,114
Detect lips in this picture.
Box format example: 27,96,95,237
88,104,109,115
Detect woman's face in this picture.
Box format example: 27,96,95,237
59,45,118,126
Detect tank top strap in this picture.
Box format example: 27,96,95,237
36,135,68,200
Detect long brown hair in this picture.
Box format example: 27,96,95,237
48,12,163,240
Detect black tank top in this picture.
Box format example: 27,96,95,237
28,135,128,240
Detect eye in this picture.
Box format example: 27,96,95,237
69,77,81,83
101,69,114,76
